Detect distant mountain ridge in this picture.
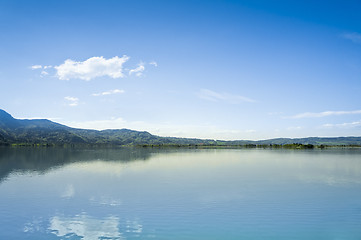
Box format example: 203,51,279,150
1,109,361,146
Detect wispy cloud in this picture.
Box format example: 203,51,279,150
64,96,79,107
129,63,145,77
198,89,255,104
149,61,158,67
30,65,42,70
286,126,302,131
92,89,124,97
323,120,361,129
268,112,284,116
245,129,256,133
55,55,129,81
288,110,361,119
30,65,52,78
41,71,49,76
30,65,52,70
342,32,361,44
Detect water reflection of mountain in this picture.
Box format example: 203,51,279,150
0,147,174,183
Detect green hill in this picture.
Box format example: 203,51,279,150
0,109,211,146
1,109,361,147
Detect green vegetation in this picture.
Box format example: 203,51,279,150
1,109,361,148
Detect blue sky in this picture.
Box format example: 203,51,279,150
1,0,361,140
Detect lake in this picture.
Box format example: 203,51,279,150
0,147,361,239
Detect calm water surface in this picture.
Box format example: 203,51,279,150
0,147,361,239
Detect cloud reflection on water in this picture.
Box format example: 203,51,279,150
61,184,75,198
49,214,123,240
89,195,122,206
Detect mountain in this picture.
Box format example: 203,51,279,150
0,109,211,146
1,109,361,146
0,109,86,145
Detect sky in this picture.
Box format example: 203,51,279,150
1,0,361,140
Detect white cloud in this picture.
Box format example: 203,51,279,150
30,65,53,77
30,65,53,70
288,110,361,119
149,61,158,67
198,89,255,104
64,96,78,102
92,89,125,97
30,65,42,69
268,112,284,116
55,55,130,81
245,129,256,133
129,63,145,77
342,32,361,44
64,96,79,107
323,121,361,129
286,126,302,131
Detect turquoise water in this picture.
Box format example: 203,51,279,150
0,147,361,239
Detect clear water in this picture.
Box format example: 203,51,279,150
1,147,361,239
